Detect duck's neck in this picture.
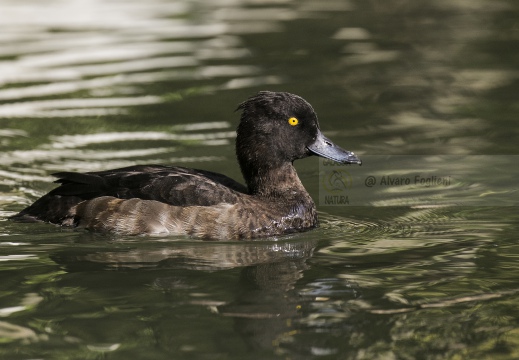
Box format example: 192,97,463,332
240,161,310,199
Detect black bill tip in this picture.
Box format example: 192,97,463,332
307,131,361,165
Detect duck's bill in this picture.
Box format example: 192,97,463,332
307,131,361,165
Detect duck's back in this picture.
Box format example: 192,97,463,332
12,165,248,224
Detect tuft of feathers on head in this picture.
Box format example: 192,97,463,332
236,91,315,122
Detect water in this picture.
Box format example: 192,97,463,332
1,0,518,358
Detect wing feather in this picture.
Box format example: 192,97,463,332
11,164,248,224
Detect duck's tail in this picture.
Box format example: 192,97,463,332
9,171,109,225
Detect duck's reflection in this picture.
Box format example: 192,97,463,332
55,236,316,270
51,236,318,354
217,259,309,353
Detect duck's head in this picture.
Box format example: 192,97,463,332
236,91,361,175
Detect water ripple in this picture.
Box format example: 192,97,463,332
0,0,298,122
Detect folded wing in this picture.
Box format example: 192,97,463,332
11,165,248,224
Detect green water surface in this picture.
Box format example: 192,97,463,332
1,0,518,359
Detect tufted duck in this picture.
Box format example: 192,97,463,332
10,91,361,239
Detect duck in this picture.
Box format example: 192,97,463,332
10,91,361,239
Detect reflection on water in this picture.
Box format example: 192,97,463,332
0,0,329,118
330,0,518,156
1,0,519,359
53,237,317,271
0,123,233,176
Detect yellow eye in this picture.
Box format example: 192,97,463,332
288,117,299,126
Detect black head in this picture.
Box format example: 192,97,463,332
236,91,360,174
